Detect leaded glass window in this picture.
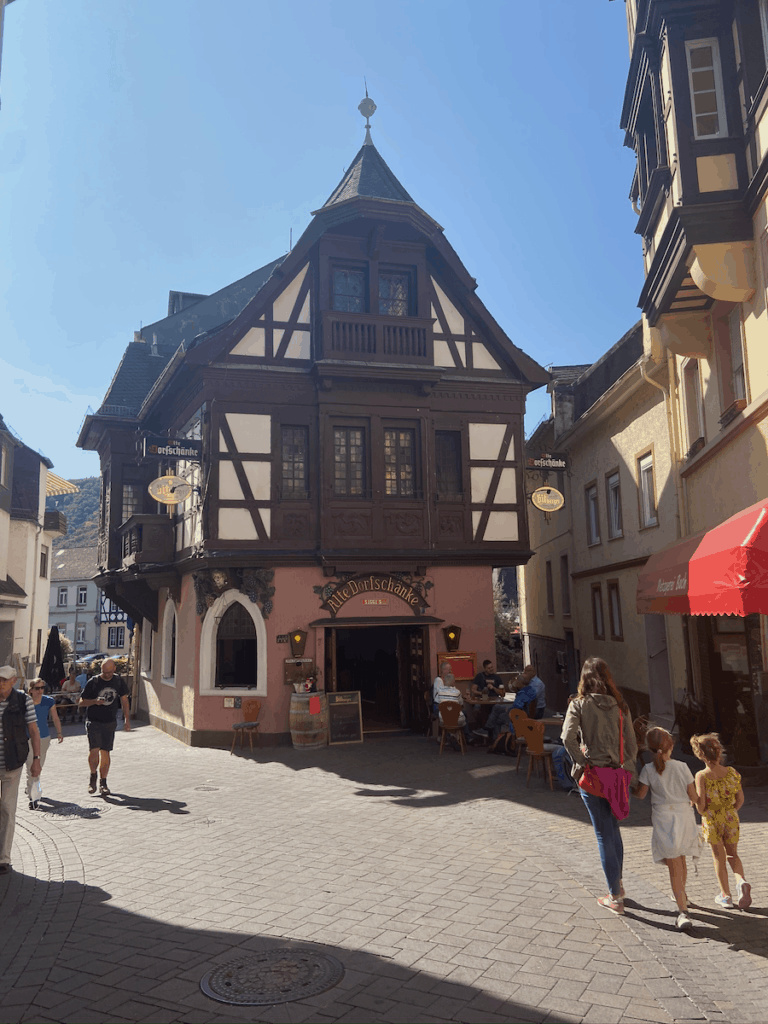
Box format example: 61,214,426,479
281,426,309,498
435,431,462,500
333,269,365,313
379,273,409,316
384,428,415,497
334,427,366,497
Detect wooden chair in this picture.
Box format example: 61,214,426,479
230,699,262,754
424,689,438,739
506,708,529,764
516,719,557,790
437,700,466,755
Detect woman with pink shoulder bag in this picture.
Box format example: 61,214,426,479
561,658,638,916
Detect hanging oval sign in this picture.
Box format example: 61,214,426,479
148,475,192,505
531,486,565,512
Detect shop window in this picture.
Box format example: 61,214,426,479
545,560,555,616
384,427,416,497
39,545,49,578
638,452,658,528
607,580,623,641
560,554,571,616
585,484,600,545
281,426,309,499
161,599,177,685
216,601,258,689
379,272,410,317
333,427,367,497
685,38,727,140
435,431,462,500
57,587,68,607
332,268,365,313
591,584,605,640
606,471,623,539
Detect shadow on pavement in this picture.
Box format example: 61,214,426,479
102,792,191,815
0,872,551,1024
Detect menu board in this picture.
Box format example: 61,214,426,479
327,691,363,745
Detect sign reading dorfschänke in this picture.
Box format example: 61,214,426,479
318,573,429,617
143,435,203,461
526,452,568,470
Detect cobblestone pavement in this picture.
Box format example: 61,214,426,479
2,722,768,1024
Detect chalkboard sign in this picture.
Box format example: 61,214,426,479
327,691,364,745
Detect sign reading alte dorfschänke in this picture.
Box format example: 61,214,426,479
143,435,203,461
526,452,568,470
321,573,428,617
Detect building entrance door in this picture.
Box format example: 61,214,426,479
324,624,429,732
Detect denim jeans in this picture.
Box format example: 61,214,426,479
580,790,624,896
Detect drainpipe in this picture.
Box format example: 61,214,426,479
640,356,686,540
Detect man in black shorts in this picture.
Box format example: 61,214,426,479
79,659,131,795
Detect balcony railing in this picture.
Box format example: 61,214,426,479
43,509,68,535
321,311,433,364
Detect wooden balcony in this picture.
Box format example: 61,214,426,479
116,514,174,568
320,310,433,364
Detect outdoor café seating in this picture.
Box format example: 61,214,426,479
516,718,557,790
437,700,466,755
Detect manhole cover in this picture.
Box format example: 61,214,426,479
194,786,220,791
39,803,108,820
200,949,344,1005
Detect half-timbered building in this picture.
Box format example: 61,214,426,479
77,105,549,745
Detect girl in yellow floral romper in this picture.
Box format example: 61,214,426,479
692,733,751,910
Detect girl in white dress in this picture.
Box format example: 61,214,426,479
633,727,701,932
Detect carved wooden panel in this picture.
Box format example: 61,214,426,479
383,510,423,537
331,509,372,538
438,512,464,538
280,511,310,538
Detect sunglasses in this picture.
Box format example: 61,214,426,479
31,686,45,691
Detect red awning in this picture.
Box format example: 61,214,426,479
636,498,768,616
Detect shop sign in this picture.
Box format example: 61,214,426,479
363,597,388,607
143,434,203,461
328,691,364,744
527,452,567,470
531,486,565,512
320,573,429,617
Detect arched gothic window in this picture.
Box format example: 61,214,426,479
216,602,258,689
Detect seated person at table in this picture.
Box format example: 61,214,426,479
470,661,505,699
474,665,546,740
61,667,82,702
433,662,472,747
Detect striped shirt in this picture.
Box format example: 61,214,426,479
0,689,37,770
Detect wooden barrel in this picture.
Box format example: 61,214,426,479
289,693,328,750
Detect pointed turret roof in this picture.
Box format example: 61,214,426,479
321,139,415,208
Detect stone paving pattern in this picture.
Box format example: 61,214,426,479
1,721,768,1023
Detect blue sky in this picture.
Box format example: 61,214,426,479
0,0,639,479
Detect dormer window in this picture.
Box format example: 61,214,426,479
379,273,409,316
333,269,365,313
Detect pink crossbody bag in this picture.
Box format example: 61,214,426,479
578,708,632,820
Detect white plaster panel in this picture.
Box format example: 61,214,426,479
473,343,501,371
260,508,271,539
219,508,258,540
219,430,228,453
484,511,519,542
471,467,494,504
297,291,310,323
244,462,271,500
219,462,244,501
284,331,311,359
495,468,517,504
225,413,271,453
432,278,464,334
696,154,738,193
231,327,265,357
433,339,454,367
472,510,482,539
504,435,516,462
454,341,466,367
273,263,308,321
469,422,506,461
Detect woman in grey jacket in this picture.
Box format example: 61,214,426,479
561,658,638,916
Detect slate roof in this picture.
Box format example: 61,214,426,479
548,365,591,387
51,545,99,582
98,257,286,414
0,575,26,599
322,140,415,208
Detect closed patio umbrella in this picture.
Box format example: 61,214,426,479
39,626,66,693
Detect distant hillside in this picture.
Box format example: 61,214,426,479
46,476,100,549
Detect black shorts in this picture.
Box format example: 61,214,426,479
86,721,117,751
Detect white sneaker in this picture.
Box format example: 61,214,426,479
738,881,752,910
676,913,693,931
715,893,733,909
473,728,489,737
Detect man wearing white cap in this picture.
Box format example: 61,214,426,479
0,666,41,875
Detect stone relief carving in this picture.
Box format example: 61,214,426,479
193,567,275,619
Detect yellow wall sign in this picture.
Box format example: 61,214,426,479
531,486,565,512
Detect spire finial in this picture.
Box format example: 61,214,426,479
358,81,376,146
